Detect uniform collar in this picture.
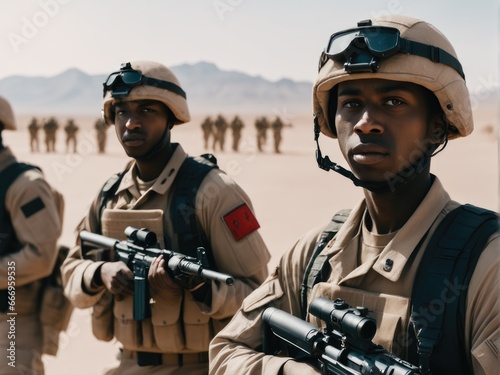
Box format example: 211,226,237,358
326,175,451,283
114,143,188,201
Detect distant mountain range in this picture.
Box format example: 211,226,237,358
0,62,313,116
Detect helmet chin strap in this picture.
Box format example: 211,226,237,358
314,118,433,193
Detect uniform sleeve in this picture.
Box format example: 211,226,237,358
209,228,324,375
467,233,500,375
0,170,62,288
61,194,107,309
196,170,271,319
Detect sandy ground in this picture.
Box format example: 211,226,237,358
2,112,498,374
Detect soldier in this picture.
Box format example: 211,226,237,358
95,117,109,154
210,15,499,375
254,116,269,152
43,116,58,153
64,118,79,153
61,61,271,375
212,114,228,152
230,115,244,152
270,116,284,153
0,96,63,375
27,117,40,153
200,116,213,150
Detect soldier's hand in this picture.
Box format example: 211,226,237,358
282,360,318,375
99,261,134,301
148,256,183,299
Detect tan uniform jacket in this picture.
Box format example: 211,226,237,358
209,177,499,375
0,147,62,314
62,144,271,354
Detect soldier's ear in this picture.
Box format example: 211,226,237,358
429,114,447,146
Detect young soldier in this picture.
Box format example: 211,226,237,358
61,61,271,375
0,96,63,374
209,15,499,375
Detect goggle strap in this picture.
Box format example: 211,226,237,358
400,38,465,80
143,77,187,99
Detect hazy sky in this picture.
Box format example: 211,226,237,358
1,0,498,93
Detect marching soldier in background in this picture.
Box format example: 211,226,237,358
200,116,213,150
64,118,79,154
61,61,271,375
254,116,269,152
270,116,284,154
0,96,64,375
43,117,58,153
230,115,244,152
27,117,40,153
213,114,228,152
95,117,109,154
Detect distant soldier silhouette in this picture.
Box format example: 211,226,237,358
230,115,245,152
64,118,79,153
27,117,40,153
43,117,59,153
271,116,284,153
254,116,269,152
94,117,109,154
201,116,214,150
213,114,228,152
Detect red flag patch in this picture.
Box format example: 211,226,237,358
223,203,260,241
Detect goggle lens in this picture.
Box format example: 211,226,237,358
120,71,143,85
326,27,400,58
104,71,142,89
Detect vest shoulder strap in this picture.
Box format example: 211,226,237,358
0,161,41,202
300,209,351,318
410,203,499,374
169,154,218,259
96,171,126,234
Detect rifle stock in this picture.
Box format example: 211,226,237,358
80,226,234,320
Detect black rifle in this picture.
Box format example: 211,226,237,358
80,226,234,321
262,298,419,375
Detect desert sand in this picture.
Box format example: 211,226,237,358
2,111,498,374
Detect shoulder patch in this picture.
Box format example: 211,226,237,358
21,197,45,218
223,203,260,241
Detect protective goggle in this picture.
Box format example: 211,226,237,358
103,62,187,99
321,22,465,79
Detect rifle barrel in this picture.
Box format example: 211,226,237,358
80,230,118,250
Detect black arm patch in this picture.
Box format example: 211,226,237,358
21,197,45,218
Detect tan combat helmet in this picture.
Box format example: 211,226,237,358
102,60,190,126
0,96,16,131
313,15,472,140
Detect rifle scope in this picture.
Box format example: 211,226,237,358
309,298,376,341
125,226,158,247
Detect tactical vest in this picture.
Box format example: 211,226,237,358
96,154,218,261
300,204,499,375
0,162,72,356
0,163,41,311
